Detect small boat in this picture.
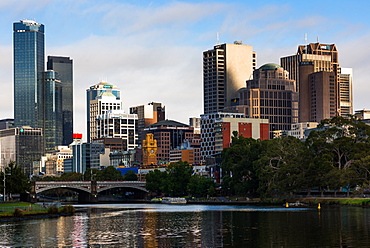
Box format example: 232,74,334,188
161,197,187,204
150,198,163,203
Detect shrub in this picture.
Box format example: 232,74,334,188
47,206,59,214
60,205,75,214
13,208,24,217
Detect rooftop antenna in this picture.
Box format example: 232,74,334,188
317,36,319,43
216,32,220,45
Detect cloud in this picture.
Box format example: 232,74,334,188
48,34,203,135
2,0,370,139
0,45,13,118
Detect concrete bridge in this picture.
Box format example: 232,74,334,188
29,181,148,203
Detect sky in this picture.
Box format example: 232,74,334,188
1,0,370,139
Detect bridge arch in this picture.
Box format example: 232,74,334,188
97,185,149,194
36,185,91,194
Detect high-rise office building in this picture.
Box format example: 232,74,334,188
13,20,44,128
237,63,298,137
280,43,347,122
47,56,74,145
203,41,256,114
43,70,63,151
86,82,121,142
280,43,339,90
95,110,138,151
339,68,353,116
0,127,44,175
129,102,165,145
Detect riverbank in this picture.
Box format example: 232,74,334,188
0,202,75,221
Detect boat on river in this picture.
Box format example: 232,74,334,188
162,197,187,204
151,197,187,204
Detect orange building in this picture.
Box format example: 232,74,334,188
142,133,157,166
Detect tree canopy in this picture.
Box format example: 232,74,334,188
220,116,370,198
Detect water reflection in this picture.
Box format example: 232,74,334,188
0,204,370,247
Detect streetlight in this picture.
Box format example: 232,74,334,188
3,168,10,202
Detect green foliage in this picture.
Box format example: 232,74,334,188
98,166,123,181
255,136,310,199
145,169,167,195
60,205,75,214
145,161,215,197
83,168,101,181
47,206,59,214
3,162,31,197
13,208,24,217
221,133,262,196
60,172,83,181
165,161,193,196
123,170,138,181
188,175,215,197
219,116,370,199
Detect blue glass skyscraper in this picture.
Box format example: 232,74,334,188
13,20,45,128
47,56,74,146
43,70,63,151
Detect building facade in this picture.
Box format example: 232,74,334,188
0,119,14,130
200,112,269,159
95,110,138,151
13,20,45,129
89,88,122,141
47,56,74,145
280,43,349,122
143,120,194,164
339,68,353,116
0,127,44,175
70,136,105,173
86,82,121,142
203,42,256,114
287,122,319,140
43,70,63,151
130,102,165,146
237,63,298,137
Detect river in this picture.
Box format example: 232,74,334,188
1,203,370,247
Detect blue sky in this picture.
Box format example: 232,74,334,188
1,0,370,137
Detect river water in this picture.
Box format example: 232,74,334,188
1,203,370,247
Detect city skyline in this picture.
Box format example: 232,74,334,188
1,1,370,139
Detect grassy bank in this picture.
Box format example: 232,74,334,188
0,202,75,218
297,198,370,206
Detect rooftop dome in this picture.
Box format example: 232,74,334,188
259,63,282,71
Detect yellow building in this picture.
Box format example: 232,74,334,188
142,133,157,166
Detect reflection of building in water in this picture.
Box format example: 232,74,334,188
72,214,87,247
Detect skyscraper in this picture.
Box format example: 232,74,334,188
203,41,256,114
339,68,353,116
13,20,44,128
43,70,63,151
86,82,121,142
237,63,298,138
47,56,73,145
280,43,347,122
129,102,165,146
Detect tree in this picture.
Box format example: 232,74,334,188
60,172,83,181
145,169,167,196
255,136,309,199
123,170,138,181
98,166,123,181
188,175,215,197
165,161,193,196
84,168,102,181
2,162,30,199
306,116,370,192
221,132,262,196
